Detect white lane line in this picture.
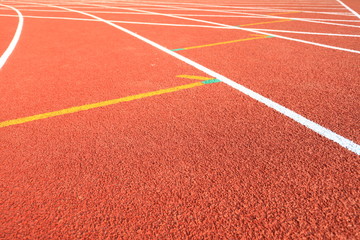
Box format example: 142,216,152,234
2,13,359,37
110,0,356,17
171,10,352,17
3,8,360,23
0,13,98,20
35,3,360,155
0,5,36,7
114,1,338,7
114,1,360,29
0,8,151,14
87,3,360,54
130,2,337,6
172,15,360,22
100,0,360,31
0,13,229,28
107,3,346,10
243,28,360,37
336,0,360,19
227,9,353,16
0,4,23,70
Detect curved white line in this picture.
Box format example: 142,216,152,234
33,3,360,155
0,4,24,70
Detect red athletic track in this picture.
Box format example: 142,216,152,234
1,0,359,239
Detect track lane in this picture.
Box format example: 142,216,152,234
87,11,360,144
44,2,360,154
177,37,360,143
0,17,18,57
1,0,360,239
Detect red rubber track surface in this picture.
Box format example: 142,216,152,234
341,0,360,13
1,0,359,239
0,17,18,56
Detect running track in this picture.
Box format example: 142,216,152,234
1,0,359,238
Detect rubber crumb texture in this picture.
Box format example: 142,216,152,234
178,35,360,143
1,84,359,239
0,17,18,59
0,18,210,121
120,21,360,143
1,0,360,239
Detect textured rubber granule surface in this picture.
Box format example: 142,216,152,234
1,0,359,239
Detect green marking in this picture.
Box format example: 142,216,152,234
202,79,221,84
171,48,185,52
266,36,275,38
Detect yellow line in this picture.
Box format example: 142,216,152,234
0,82,204,128
240,19,293,27
176,75,214,80
182,36,268,50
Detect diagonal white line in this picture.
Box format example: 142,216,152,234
24,2,360,155
336,0,360,19
243,28,360,37
108,0,357,17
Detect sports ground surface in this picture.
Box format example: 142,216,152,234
1,0,359,238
